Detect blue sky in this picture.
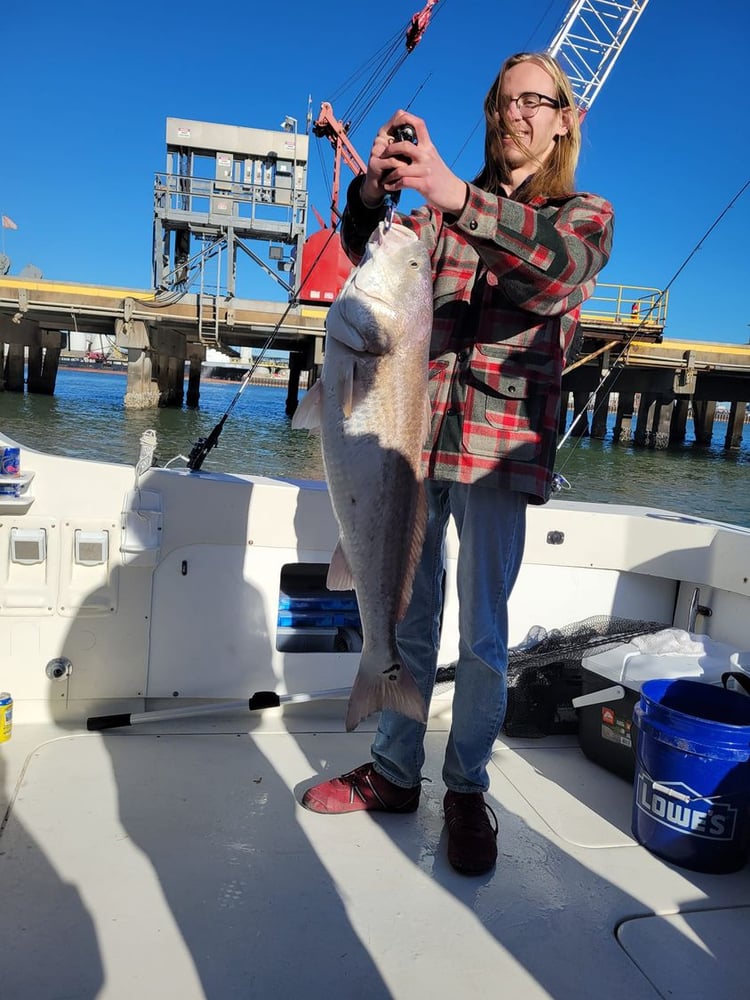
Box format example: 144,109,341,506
2,0,749,345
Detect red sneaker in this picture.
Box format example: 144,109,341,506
301,762,421,814
444,790,499,875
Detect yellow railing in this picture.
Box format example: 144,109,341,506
581,284,668,328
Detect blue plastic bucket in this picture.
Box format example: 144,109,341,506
632,678,750,873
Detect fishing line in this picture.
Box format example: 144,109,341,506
449,117,483,171
183,224,341,471
403,73,433,112
554,177,750,472
182,6,446,471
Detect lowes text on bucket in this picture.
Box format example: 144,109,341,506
636,775,737,840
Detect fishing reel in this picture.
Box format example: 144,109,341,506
384,123,418,224
390,122,417,150
550,472,572,494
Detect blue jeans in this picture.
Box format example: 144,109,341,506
371,479,527,793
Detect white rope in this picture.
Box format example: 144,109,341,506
134,429,157,486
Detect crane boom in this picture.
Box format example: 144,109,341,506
300,3,441,304
547,0,651,114
300,0,649,306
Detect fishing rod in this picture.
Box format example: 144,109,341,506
187,8,445,472
185,226,340,471
554,176,750,475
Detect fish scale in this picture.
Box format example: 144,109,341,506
292,221,434,730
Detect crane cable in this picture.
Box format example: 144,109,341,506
331,26,406,130
184,224,341,471
328,1,443,138
311,4,443,233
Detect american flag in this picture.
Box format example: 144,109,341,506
2,216,18,230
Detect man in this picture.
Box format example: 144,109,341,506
301,53,614,876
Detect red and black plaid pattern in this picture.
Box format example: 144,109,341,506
342,179,614,503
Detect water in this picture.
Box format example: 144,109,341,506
0,369,325,482
1,369,749,528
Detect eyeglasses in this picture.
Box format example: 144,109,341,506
499,92,564,118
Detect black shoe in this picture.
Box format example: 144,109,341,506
443,790,498,875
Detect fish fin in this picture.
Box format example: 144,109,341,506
345,656,427,732
422,393,432,445
326,540,355,590
396,481,429,621
326,306,368,352
290,380,323,432
335,357,355,419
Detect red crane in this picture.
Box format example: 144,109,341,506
297,102,369,306
298,2,438,305
298,0,649,305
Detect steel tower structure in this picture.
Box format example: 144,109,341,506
547,0,651,114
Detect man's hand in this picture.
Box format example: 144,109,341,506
363,111,468,216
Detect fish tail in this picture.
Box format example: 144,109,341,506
345,656,428,733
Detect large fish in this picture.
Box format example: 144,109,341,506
292,221,433,731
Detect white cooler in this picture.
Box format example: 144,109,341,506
573,631,750,780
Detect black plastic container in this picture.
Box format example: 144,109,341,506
577,666,638,781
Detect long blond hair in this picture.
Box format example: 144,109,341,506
473,52,581,201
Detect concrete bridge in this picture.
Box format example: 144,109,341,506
561,335,750,451
1,273,749,448
0,275,328,408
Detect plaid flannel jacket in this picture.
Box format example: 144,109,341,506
341,176,614,503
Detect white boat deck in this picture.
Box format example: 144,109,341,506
3,702,749,999
3,432,750,997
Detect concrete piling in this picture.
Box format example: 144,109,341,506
590,385,611,439
725,402,747,450
4,343,25,391
124,348,160,409
692,400,717,446
186,354,202,409
157,354,185,408
670,398,690,445
570,391,591,437
634,393,673,449
285,350,305,417
613,392,635,443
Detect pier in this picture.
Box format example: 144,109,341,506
1,272,749,448
561,336,750,450
0,275,327,410
2,112,748,448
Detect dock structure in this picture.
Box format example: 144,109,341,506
2,111,748,446
1,273,749,448
562,335,750,450
0,114,324,412
0,275,327,410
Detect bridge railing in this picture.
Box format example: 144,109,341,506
154,172,305,233
581,284,668,329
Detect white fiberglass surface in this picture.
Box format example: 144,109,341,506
2,721,749,999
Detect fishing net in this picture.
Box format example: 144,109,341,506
505,615,670,738
436,615,668,738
